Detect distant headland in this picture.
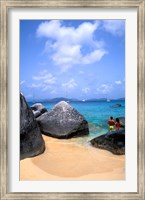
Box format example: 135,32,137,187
27,97,125,103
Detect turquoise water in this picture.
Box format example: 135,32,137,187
28,101,125,140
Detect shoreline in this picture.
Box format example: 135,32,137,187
20,135,125,180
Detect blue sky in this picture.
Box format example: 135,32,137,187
20,20,125,100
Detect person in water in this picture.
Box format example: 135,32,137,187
115,118,120,131
108,116,115,131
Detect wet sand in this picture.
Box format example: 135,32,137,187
20,135,125,180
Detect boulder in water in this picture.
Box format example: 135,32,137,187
31,103,48,118
110,104,122,108
32,110,41,118
20,93,45,159
37,101,89,139
90,129,125,155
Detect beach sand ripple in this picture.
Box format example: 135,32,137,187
20,135,125,180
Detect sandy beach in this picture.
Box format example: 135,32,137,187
20,135,125,180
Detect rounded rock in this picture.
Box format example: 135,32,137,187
20,93,45,159
37,101,89,139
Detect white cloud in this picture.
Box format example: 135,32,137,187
102,20,125,36
97,84,113,94
52,44,82,72
31,83,43,88
37,20,61,39
42,85,52,91
82,87,90,94
31,70,56,91
50,89,57,94
43,78,56,84
79,71,84,74
30,83,52,91
26,94,33,98
20,80,25,85
82,49,107,64
62,79,77,89
37,20,100,44
36,20,107,72
33,71,56,84
115,80,122,85
38,62,46,66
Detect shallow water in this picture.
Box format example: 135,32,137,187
28,100,125,142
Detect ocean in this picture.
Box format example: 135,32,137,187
28,100,125,143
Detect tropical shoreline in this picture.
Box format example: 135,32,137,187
20,135,125,181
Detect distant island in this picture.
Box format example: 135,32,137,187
27,97,125,103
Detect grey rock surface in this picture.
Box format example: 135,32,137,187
110,104,122,108
31,103,48,118
37,101,89,139
32,110,41,118
118,117,125,128
90,129,125,155
20,93,45,159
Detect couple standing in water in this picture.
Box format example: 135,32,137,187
108,116,120,131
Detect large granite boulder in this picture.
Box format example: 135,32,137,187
90,129,125,155
31,103,48,118
37,101,89,139
20,93,45,160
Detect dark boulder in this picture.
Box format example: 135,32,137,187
37,101,89,139
90,129,125,155
118,117,125,128
20,93,45,160
32,110,41,118
31,103,48,118
110,104,122,108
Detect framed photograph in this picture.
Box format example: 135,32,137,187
0,0,145,199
